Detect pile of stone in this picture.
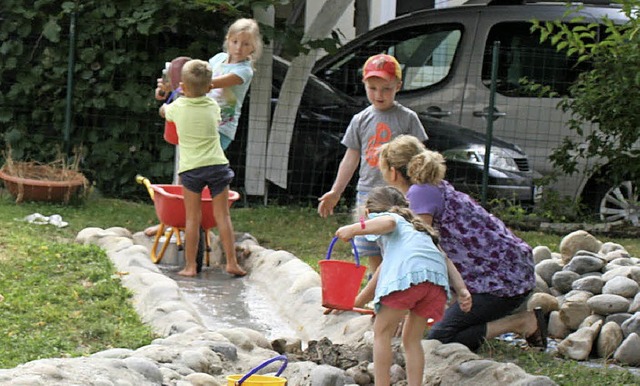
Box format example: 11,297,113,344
531,230,640,365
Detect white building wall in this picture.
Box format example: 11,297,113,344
305,0,356,43
303,0,463,43
369,0,397,30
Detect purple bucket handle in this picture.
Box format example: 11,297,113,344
325,236,361,267
236,355,288,385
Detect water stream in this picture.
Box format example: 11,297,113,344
160,265,298,340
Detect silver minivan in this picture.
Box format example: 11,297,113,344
314,0,633,223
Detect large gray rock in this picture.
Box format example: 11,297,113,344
535,273,551,294
559,230,602,265
587,294,630,316
621,312,640,338
597,321,623,359
609,257,636,267
527,292,559,314
599,241,626,255
562,253,606,275
533,245,553,264
559,291,593,330
552,271,581,294
602,266,640,285
536,259,563,287
600,243,629,264
571,275,604,294
557,320,603,361
630,293,640,313
614,333,640,366
578,314,604,329
602,276,640,298
605,313,633,327
547,310,571,340
421,340,556,386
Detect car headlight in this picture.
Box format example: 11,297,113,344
442,145,520,172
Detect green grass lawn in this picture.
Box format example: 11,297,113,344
1,189,639,384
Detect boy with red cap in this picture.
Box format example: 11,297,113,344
318,54,428,275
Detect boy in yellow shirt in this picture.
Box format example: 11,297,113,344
160,59,245,277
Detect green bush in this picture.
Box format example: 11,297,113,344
0,0,245,199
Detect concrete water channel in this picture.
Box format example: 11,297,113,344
159,264,299,340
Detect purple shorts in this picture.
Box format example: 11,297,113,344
380,281,447,320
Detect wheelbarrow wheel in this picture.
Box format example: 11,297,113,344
196,227,205,273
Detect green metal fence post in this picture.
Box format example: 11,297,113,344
63,9,77,154
482,40,500,207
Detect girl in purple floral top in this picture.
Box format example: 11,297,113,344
378,135,541,351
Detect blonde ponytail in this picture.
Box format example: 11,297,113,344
379,135,446,185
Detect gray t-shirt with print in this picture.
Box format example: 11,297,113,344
341,102,428,193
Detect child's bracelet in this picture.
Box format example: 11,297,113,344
359,216,366,230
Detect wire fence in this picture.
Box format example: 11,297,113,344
1,15,611,218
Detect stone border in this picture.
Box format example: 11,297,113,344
0,227,555,385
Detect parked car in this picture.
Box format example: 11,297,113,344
225,56,535,206
312,0,633,223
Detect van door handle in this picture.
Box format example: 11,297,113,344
473,107,506,121
421,106,452,118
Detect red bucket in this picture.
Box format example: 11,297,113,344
319,236,366,310
164,120,178,145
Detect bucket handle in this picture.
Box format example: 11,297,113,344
325,236,361,266
236,355,288,385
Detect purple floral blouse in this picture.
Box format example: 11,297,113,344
407,181,535,297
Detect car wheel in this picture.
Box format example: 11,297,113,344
595,180,640,226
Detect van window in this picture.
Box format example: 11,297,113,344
482,22,591,97
321,24,463,97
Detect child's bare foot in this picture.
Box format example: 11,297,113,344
144,224,161,237
177,268,198,277
226,264,247,277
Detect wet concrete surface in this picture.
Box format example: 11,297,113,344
159,265,298,340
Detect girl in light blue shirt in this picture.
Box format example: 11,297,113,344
335,186,468,386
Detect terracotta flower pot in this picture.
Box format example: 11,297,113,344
0,163,88,204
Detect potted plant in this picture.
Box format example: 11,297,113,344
0,149,89,204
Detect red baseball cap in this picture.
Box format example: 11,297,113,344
362,54,402,81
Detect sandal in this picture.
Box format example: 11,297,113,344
526,307,548,350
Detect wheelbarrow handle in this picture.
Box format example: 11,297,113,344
325,236,361,266
135,174,154,200
236,355,288,385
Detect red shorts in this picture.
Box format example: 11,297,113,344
380,281,447,321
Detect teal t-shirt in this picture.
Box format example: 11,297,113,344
164,96,228,173
207,52,253,140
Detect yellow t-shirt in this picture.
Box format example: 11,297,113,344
164,96,228,173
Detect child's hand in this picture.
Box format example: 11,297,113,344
457,288,472,312
335,224,355,242
318,190,341,218
155,78,171,100
323,307,345,315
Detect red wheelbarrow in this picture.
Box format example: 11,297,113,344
136,175,240,267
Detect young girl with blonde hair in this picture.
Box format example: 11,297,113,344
207,18,262,150
335,186,451,386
